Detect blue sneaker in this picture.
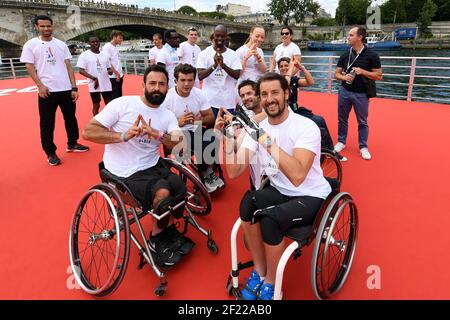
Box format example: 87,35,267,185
259,283,274,300
240,270,263,300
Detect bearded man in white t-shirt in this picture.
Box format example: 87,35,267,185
20,15,89,166
217,72,331,300
197,25,242,118
82,64,193,268
161,63,224,193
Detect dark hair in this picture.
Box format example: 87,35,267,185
110,30,124,39
356,26,367,43
164,29,177,41
174,63,197,80
143,64,169,84
34,15,53,25
68,44,76,49
277,57,291,68
281,26,293,35
153,33,162,40
188,27,197,33
256,72,289,96
238,79,256,94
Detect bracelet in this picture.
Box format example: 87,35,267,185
210,65,215,72
121,132,128,142
71,87,78,92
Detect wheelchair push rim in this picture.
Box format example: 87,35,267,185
311,192,358,299
320,150,343,185
164,158,212,216
69,183,131,296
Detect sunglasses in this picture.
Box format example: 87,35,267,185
281,32,290,36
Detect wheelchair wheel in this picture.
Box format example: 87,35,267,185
164,158,212,216
69,183,131,297
320,150,343,185
311,192,358,299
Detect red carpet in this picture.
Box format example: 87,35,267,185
1,75,450,299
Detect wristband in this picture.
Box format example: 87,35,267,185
71,87,78,92
121,132,128,142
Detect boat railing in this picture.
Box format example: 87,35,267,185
1,54,449,104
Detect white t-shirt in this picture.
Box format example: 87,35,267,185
157,43,180,88
76,50,112,93
102,42,123,78
20,37,72,92
236,45,265,83
273,42,301,71
94,96,180,178
242,110,331,199
196,46,242,110
148,46,162,63
178,41,201,67
161,87,210,132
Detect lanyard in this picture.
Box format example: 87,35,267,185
347,46,364,71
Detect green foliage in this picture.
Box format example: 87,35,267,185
418,0,438,36
335,0,372,25
312,17,336,26
177,5,197,15
268,0,320,25
199,11,235,21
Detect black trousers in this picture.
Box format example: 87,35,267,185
110,76,124,100
38,91,79,155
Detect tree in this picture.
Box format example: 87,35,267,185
417,0,438,37
177,5,197,15
434,0,450,21
380,0,409,24
268,0,320,25
335,0,372,25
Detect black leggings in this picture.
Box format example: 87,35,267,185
240,186,324,245
293,106,334,151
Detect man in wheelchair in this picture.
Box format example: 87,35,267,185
218,73,332,300
161,63,224,193
82,64,194,268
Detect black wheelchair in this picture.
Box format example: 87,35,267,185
226,151,358,300
69,158,217,297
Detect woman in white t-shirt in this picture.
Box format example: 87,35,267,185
269,26,301,72
236,26,267,84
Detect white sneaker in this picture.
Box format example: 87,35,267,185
203,174,218,193
334,142,346,153
360,148,372,160
213,176,225,188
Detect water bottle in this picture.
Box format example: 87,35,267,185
346,69,356,85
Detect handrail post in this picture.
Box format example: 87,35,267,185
133,59,137,75
144,56,148,69
407,58,416,102
9,58,16,80
328,57,333,94
124,60,128,75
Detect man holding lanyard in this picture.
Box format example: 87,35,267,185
334,27,382,160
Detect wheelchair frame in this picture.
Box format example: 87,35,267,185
227,152,358,300
69,158,217,297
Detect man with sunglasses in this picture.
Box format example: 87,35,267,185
157,29,181,88
269,26,301,72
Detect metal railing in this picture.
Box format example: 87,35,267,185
2,54,450,104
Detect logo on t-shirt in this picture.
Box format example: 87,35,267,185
46,48,56,65
96,58,103,73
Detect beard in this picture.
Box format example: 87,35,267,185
145,89,166,105
263,100,286,118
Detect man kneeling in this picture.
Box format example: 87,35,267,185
219,73,331,299
82,64,193,268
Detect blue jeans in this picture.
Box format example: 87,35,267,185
337,86,369,149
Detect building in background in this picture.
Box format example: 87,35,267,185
216,3,251,16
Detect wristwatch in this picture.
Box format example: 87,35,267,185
263,135,273,148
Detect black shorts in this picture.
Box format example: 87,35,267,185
120,158,185,212
90,91,112,104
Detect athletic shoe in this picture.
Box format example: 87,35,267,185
203,173,218,193
334,142,346,153
360,148,372,160
47,154,61,166
148,231,182,268
259,283,275,300
211,173,225,189
164,223,195,256
334,151,348,162
66,143,90,153
240,269,264,300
